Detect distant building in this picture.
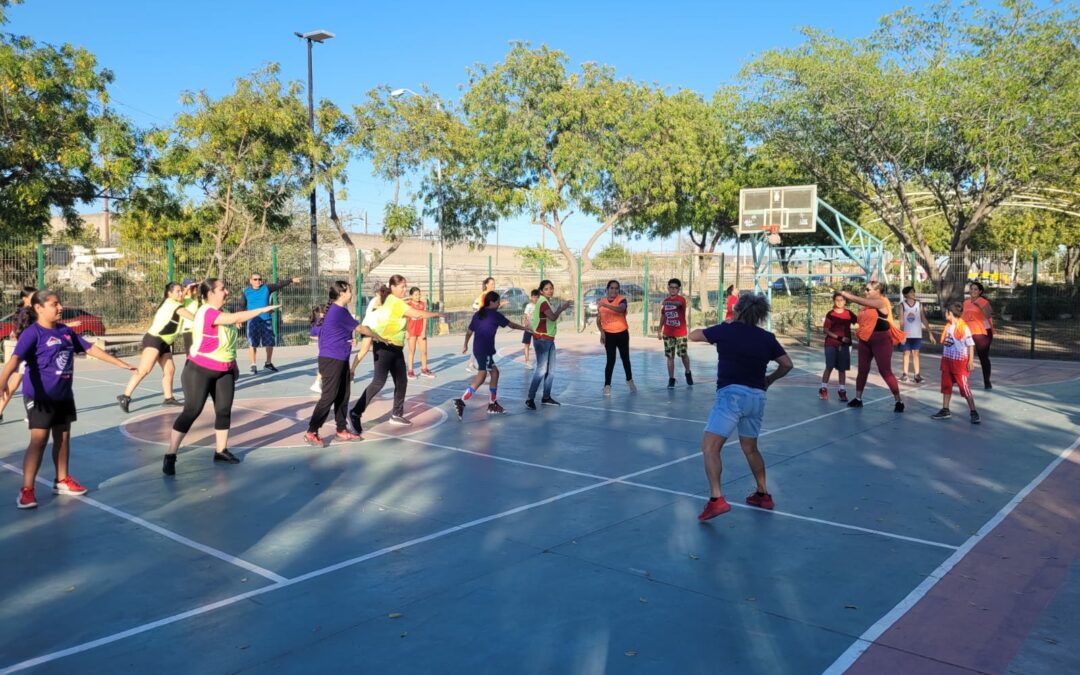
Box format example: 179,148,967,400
49,211,116,244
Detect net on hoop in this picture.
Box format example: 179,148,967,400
766,224,782,246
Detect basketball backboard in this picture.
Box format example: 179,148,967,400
737,185,818,236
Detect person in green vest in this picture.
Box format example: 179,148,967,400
525,279,574,409
117,282,197,412
177,278,200,354
349,274,443,432
162,278,279,475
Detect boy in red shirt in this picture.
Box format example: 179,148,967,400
657,278,693,388
820,292,854,401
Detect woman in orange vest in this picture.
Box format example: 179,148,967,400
597,279,635,395
962,281,994,389
837,281,905,412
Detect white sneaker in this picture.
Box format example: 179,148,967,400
525,362,534,370
310,380,322,394
603,385,611,397
627,380,637,393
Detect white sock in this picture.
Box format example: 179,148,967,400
838,386,846,392
820,382,828,390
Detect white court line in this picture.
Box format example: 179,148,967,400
0,392,897,674
822,433,1080,675
616,480,958,551
0,462,286,584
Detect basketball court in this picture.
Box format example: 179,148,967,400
2,332,1078,674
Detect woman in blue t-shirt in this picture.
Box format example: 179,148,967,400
0,290,135,509
688,293,793,522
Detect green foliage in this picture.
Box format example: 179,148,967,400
514,245,559,271
1003,284,1079,321
0,27,140,239
382,202,420,239
741,0,1080,300
592,243,633,269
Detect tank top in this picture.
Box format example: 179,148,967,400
598,294,628,333
901,300,922,339
189,305,238,371
147,298,184,344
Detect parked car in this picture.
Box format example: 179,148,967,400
495,287,529,314
582,287,607,319
0,307,106,340
771,276,808,294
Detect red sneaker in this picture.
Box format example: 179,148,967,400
818,387,828,400
303,431,323,447
745,491,775,510
335,430,362,442
407,369,417,380
698,497,731,521
838,390,848,402
53,476,88,496
17,487,37,509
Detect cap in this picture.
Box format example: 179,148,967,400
182,278,196,287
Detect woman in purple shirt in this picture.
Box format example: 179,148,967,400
688,293,793,522
0,290,135,509
304,281,386,445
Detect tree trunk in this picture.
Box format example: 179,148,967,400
1064,246,1080,285
326,178,357,285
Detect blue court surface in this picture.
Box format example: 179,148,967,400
2,334,1079,674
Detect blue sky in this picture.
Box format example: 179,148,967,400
11,0,923,251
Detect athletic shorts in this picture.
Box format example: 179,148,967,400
142,333,171,353
246,317,275,348
25,398,77,430
474,353,497,371
407,320,424,338
521,331,532,345
824,345,851,371
663,335,688,358
705,384,766,439
896,337,923,352
941,358,972,398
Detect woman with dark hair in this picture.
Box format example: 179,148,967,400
455,292,533,418
0,289,135,508
177,278,200,354
597,279,635,396
304,281,387,445
349,274,442,432
162,278,279,476
117,282,196,412
689,293,793,520
405,286,434,379
962,281,994,389
525,279,573,410
837,281,905,411
0,286,36,423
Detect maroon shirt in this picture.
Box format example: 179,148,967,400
823,309,853,347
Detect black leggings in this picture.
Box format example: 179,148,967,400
308,357,351,433
351,342,407,421
603,330,632,386
172,361,237,433
973,331,993,387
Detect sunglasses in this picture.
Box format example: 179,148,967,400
251,278,263,282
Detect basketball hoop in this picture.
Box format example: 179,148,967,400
766,224,782,246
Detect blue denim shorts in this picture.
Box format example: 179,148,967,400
896,337,923,352
705,384,767,439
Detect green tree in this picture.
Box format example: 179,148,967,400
741,0,1080,303
134,65,308,278
515,244,559,271
592,242,633,270
0,5,141,239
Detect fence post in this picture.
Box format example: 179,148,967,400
688,254,694,329
166,239,175,282
1030,250,1037,359
428,251,434,337
539,258,545,285
576,255,581,330
270,244,280,345
805,282,813,345
910,251,916,292
488,255,492,279
719,253,725,315
36,237,45,288
356,249,364,318
643,255,650,336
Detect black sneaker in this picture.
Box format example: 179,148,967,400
894,401,905,413
847,398,863,408
162,397,183,407
487,402,506,414
970,410,981,424
454,398,465,420
667,378,676,389
984,382,993,390
685,372,694,386
349,411,363,434
213,448,240,464
249,365,257,375
264,363,279,373
389,415,412,426
914,373,925,384
931,408,952,420
162,454,176,475
117,394,131,413
525,399,537,411
541,397,561,406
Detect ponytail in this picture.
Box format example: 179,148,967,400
155,282,182,312
478,291,501,319
26,289,59,327
13,286,37,337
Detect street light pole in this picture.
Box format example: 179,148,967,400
294,29,334,283
390,87,445,316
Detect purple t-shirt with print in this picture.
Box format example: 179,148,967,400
318,303,358,362
14,323,92,401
